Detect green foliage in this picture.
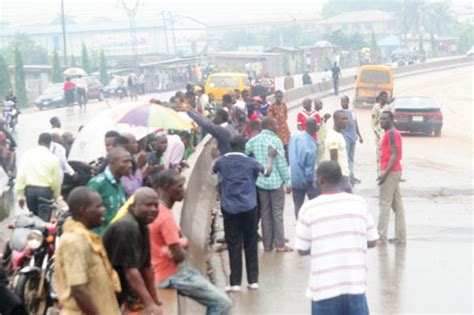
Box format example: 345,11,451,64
370,31,378,51
0,54,12,98
14,46,28,106
324,30,367,51
81,42,90,74
457,25,474,54
99,50,108,85
52,50,63,83
430,32,437,57
1,33,48,65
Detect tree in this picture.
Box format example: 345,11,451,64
457,24,474,54
81,42,90,74
99,49,108,85
0,54,12,98
324,30,367,51
52,50,63,83
429,32,437,57
14,46,28,106
1,33,48,65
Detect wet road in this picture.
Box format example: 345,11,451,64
223,65,473,314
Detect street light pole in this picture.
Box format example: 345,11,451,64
61,0,68,66
119,0,141,72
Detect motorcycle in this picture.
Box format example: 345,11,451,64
3,101,20,131
2,199,68,314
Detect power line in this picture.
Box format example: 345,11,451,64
118,0,142,71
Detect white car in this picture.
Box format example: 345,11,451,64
467,46,474,57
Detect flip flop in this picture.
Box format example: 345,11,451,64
275,246,294,253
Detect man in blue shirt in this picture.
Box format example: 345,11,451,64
213,135,276,292
288,117,319,219
340,96,363,184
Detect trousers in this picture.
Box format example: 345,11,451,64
377,171,407,242
24,186,53,221
222,209,258,286
346,140,356,179
257,187,286,249
312,293,369,315
292,185,318,219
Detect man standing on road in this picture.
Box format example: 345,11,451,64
314,99,330,164
295,161,378,315
284,72,295,90
372,91,390,172
289,117,319,219
377,111,407,244
246,117,293,253
213,136,276,292
302,71,312,86
340,96,363,184
55,187,121,315
267,90,291,159
87,147,131,234
296,99,320,136
75,75,88,110
323,110,351,193
15,133,61,221
331,62,341,95
102,187,162,315
150,170,232,312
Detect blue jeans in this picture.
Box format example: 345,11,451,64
312,294,369,315
346,140,356,180
158,264,232,315
292,184,318,219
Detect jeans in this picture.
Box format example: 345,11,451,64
346,140,356,180
24,186,53,221
378,171,406,242
312,294,369,315
77,88,87,107
222,209,258,286
333,79,339,95
292,184,318,219
258,187,286,249
159,264,232,315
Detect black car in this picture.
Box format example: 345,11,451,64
35,84,65,110
392,96,443,136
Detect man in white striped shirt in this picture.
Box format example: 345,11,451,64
295,161,378,315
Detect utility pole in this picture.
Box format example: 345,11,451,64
161,11,170,55
168,11,177,55
119,0,141,72
60,0,68,66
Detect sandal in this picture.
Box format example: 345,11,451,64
275,246,294,253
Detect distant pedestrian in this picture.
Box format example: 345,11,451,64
289,117,318,219
63,77,75,107
267,90,291,159
127,73,139,101
313,100,328,162
377,111,406,244
284,72,295,90
302,71,312,86
15,133,61,221
213,136,276,292
372,91,390,172
340,95,363,184
331,62,341,95
296,161,378,315
138,73,146,95
322,110,351,193
102,187,162,314
245,117,292,253
75,75,88,110
55,187,121,315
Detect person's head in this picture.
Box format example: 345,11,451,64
51,133,63,145
104,130,120,154
185,91,196,107
250,120,262,137
333,110,348,131
380,110,394,130
302,98,312,111
305,117,318,136
122,132,139,154
66,77,71,81
230,135,246,153
251,96,262,110
275,90,283,104
313,98,323,111
179,130,192,147
212,108,228,125
113,135,129,149
67,187,105,229
234,89,241,100
286,72,291,76
242,89,250,102
154,134,168,154
222,94,233,107
38,132,52,147
129,187,159,226
108,147,133,178
340,95,350,109
62,132,74,145
378,91,388,105
151,169,186,204
333,61,337,66
175,91,185,102
262,117,277,133
50,117,61,128
316,161,342,192
208,93,215,102
186,83,194,93
78,75,82,79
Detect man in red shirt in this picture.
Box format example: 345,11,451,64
149,170,232,314
377,111,406,244
297,98,320,140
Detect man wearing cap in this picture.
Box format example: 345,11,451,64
247,96,264,138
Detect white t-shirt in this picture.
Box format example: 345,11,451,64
323,129,349,176
295,193,379,302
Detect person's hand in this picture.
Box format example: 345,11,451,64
285,186,292,194
377,172,387,186
359,137,364,144
18,198,25,209
143,165,158,179
143,303,162,315
267,147,278,158
211,147,220,159
137,151,148,169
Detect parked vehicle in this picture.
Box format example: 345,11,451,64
3,101,20,131
103,76,128,99
392,96,443,136
205,72,251,103
467,46,474,57
75,76,105,101
35,84,66,110
354,65,394,107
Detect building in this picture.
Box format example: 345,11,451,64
8,65,52,102
207,51,284,77
318,10,397,36
265,47,305,75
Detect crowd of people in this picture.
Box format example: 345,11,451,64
1,75,407,314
